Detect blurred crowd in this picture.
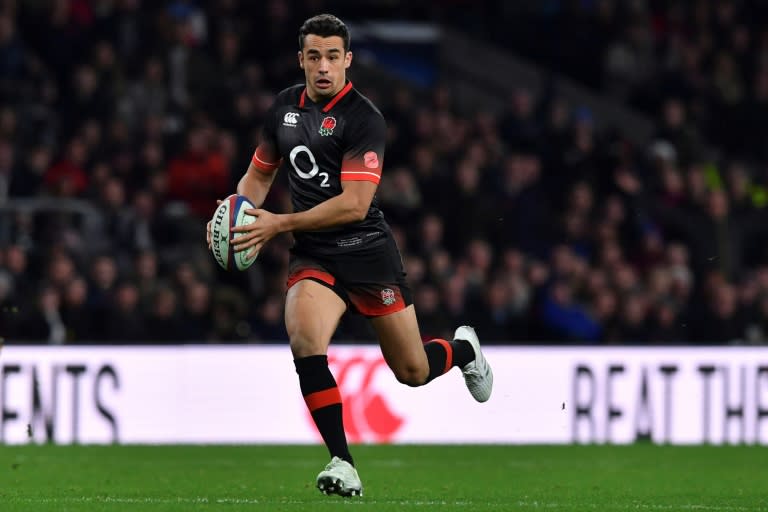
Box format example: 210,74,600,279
2,0,768,345
473,0,768,161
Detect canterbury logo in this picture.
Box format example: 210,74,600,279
283,112,299,126
305,354,405,443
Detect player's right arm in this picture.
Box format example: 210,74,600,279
237,146,281,207
238,93,283,207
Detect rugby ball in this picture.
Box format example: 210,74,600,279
210,194,258,271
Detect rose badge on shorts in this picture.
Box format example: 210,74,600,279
381,288,396,306
319,116,336,136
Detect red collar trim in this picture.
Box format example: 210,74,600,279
322,81,353,112
299,81,354,112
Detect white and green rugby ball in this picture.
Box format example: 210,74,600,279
210,194,258,271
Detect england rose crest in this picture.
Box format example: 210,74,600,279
381,288,396,306
319,116,336,136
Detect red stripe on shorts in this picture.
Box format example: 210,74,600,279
286,269,336,289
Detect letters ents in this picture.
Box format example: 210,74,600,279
1,362,119,444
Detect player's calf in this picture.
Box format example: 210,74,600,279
420,337,476,384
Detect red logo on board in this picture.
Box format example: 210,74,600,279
304,353,405,443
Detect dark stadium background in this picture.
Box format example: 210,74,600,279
3,0,768,347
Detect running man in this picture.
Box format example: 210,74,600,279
207,13,493,497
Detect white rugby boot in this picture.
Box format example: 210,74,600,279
316,456,363,497
454,326,493,402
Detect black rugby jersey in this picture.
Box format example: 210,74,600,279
251,82,390,255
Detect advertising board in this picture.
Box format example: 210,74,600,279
2,346,766,445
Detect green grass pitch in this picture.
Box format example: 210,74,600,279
3,444,767,511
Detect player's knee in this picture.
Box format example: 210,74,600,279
393,364,429,387
288,326,324,357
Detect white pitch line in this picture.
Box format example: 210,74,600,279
9,497,491,507
513,501,765,511
8,497,767,510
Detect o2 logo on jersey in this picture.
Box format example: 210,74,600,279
306,353,405,443
289,145,330,187
283,112,300,127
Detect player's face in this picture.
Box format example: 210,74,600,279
298,35,352,101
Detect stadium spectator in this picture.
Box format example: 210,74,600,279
251,294,289,343
144,285,184,343
103,281,145,342
413,283,453,341
61,276,93,343
13,285,65,344
44,137,89,197
166,126,229,219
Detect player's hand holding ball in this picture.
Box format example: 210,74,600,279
208,194,259,271
208,194,284,271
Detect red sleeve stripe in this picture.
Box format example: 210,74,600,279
340,171,381,184
340,162,382,176
252,147,280,174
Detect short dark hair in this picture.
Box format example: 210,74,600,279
298,14,350,52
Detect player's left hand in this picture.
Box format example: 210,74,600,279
230,208,282,259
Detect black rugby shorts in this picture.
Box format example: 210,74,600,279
286,235,413,317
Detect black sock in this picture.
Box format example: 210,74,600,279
294,355,353,466
422,338,475,383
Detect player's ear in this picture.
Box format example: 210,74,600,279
298,51,304,69
345,51,353,69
